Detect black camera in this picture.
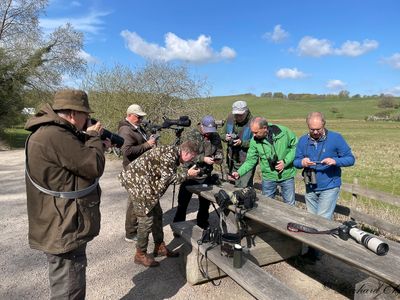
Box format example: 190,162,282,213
195,163,211,177
227,133,239,147
89,119,124,148
214,187,257,211
303,168,317,185
162,116,191,128
338,220,389,256
267,154,278,171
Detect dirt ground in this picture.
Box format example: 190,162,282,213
0,148,370,299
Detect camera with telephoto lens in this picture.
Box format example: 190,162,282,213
303,168,317,185
89,118,124,148
338,220,389,256
227,133,239,146
161,116,191,128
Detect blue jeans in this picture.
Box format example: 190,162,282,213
305,187,340,220
262,177,295,206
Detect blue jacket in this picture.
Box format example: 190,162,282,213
293,130,355,191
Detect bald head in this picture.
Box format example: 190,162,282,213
306,112,326,140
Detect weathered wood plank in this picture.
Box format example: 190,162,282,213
172,221,305,300
187,182,400,288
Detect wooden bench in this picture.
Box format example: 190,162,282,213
185,182,400,293
171,221,305,300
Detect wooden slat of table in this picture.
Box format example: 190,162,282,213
186,183,400,287
172,221,305,300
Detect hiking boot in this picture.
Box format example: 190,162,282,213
153,242,179,258
134,249,159,267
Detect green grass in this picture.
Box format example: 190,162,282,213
0,126,30,149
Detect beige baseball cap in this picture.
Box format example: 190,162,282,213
127,104,147,116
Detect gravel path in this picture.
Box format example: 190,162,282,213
0,149,366,299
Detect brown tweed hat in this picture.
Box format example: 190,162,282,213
52,89,93,113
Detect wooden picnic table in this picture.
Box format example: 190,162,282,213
186,182,400,289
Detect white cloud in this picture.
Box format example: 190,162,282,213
297,36,378,57
384,85,400,96
120,31,236,63
298,36,333,57
335,39,378,56
326,79,346,90
40,10,110,35
263,25,289,43
276,68,306,79
382,53,400,69
78,50,98,63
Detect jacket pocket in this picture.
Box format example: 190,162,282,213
76,197,101,240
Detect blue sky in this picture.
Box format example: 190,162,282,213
41,0,400,97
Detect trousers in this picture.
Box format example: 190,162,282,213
136,201,164,252
45,244,87,300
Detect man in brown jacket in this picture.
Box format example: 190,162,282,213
25,89,109,299
118,104,157,242
119,141,200,267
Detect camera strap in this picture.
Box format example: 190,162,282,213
25,133,100,199
287,222,338,235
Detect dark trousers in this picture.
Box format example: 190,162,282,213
173,179,211,229
45,244,87,300
125,194,138,238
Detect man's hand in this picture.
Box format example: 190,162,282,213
231,172,240,180
102,139,112,150
321,158,336,166
275,160,285,172
188,165,201,177
301,157,317,168
233,139,242,147
147,136,157,148
87,121,103,135
204,156,214,165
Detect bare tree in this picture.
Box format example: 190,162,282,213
82,61,210,135
0,0,86,91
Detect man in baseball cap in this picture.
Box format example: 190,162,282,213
126,104,147,117
118,103,156,243
220,100,254,187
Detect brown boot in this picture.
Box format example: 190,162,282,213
134,249,159,267
153,242,179,258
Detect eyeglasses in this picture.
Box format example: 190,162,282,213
309,127,324,133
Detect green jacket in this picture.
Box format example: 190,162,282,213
238,124,297,181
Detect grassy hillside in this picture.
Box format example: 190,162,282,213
200,94,396,121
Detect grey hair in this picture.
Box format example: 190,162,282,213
250,117,268,128
306,112,326,125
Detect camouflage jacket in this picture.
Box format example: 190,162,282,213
118,145,187,216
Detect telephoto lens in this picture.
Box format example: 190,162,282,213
349,228,389,255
